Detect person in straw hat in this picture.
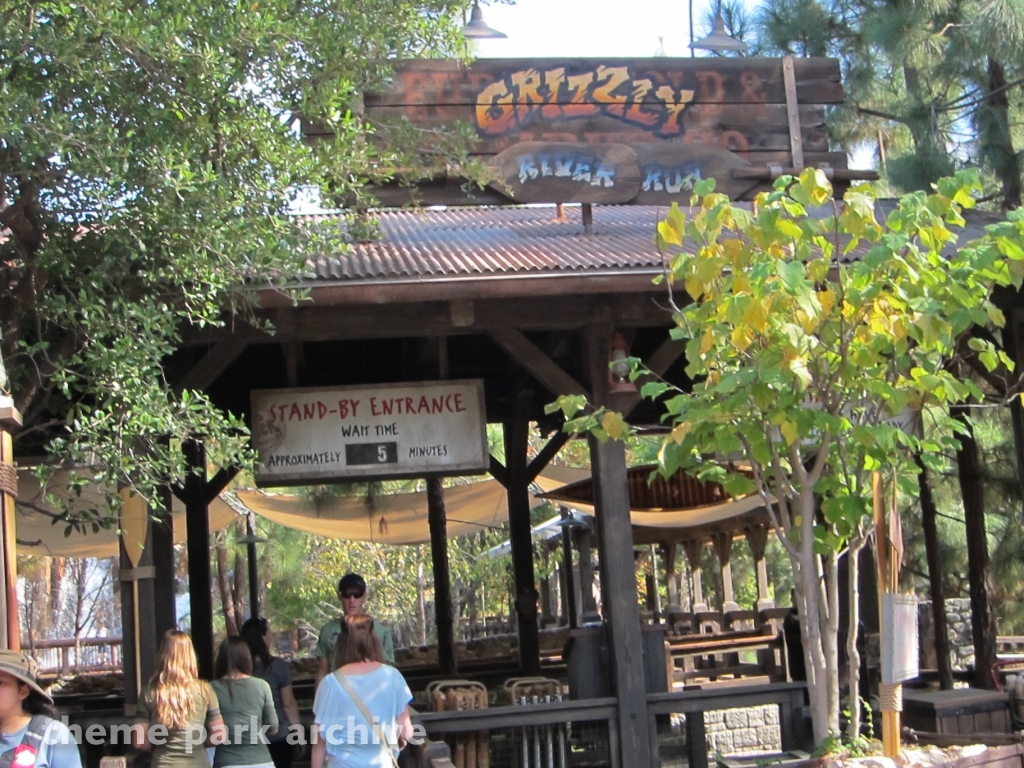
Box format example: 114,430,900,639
0,650,82,768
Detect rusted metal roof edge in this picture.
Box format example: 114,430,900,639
254,268,668,308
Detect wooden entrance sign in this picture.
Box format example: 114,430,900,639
488,142,641,204
486,142,761,203
304,57,848,205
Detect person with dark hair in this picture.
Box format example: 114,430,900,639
133,630,227,768
239,619,299,768
315,574,394,685
311,616,413,768
210,638,278,768
0,650,81,768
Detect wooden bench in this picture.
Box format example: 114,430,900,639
667,629,785,683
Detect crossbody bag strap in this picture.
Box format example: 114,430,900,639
332,670,399,768
0,715,52,768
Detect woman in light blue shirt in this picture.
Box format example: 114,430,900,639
311,616,413,768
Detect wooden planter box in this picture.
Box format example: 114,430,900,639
903,690,1011,736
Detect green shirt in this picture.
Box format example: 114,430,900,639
315,617,395,665
209,677,278,767
136,682,221,768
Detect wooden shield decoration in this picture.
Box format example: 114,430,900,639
488,142,641,204
631,144,758,204
119,487,148,568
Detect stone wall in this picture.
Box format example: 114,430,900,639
705,705,782,757
917,597,974,672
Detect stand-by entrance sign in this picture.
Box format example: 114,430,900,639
251,380,488,486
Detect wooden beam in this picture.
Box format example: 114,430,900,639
184,439,215,680
183,293,676,345
175,340,248,392
488,328,590,400
152,485,177,642
526,431,570,484
488,455,507,489
0,406,20,651
205,465,240,505
504,396,541,675
782,55,805,171
621,335,687,417
427,478,457,675
583,322,652,767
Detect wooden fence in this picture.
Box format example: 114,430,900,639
26,636,123,676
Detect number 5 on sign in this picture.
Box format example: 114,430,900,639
346,442,398,466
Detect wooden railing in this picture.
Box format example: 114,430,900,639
407,681,809,768
997,636,1024,656
26,636,123,676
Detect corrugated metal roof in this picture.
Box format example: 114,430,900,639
304,202,1005,283
309,205,677,281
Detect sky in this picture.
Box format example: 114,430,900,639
470,0,747,59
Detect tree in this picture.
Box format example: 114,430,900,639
0,0,479,509
554,169,1024,744
756,0,1024,207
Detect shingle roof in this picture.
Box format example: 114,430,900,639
309,205,676,282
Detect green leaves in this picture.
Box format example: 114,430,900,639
640,167,1024,562
1,0,474,514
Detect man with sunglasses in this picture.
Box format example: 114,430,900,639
314,573,396,685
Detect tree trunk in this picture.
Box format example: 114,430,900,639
846,537,863,741
953,407,998,689
984,57,1022,210
416,548,427,647
796,487,839,744
231,551,245,627
916,455,953,690
215,540,238,637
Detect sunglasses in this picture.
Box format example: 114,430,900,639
341,591,365,600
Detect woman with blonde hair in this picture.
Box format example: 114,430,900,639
311,615,413,768
132,630,227,768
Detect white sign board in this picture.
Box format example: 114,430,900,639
881,593,919,684
251,380,489,485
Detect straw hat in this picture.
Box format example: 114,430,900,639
0,651,52,703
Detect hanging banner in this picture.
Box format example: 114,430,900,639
251,380,489,486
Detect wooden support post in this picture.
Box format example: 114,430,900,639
746,525,773,611
588,432,652,765
664,542,680,611
119,489,158,714
427,477,458,675
952,407,998,690
711,531,737,611
782,55,805,171
504,410,541,675
584,322,651,768
874,473,901,758
246,513,260,619
575,527,600,623
0,398,21,651
561,522,578,628
152,486,177,640
683,539,706,611
183,438,214,680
